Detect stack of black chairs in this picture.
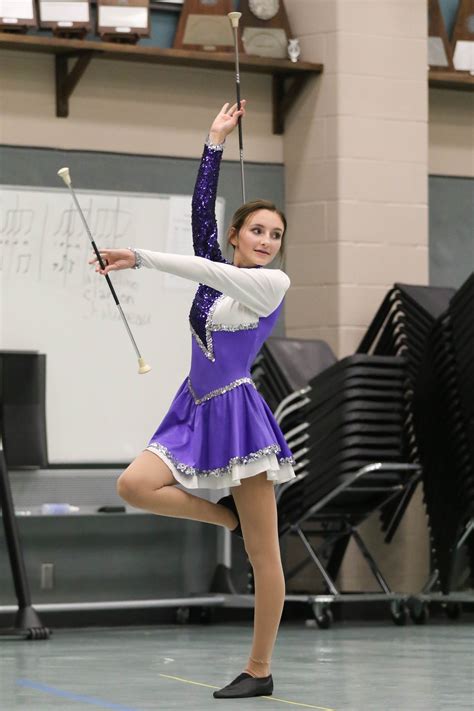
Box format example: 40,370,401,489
251,338,338,485
251,337,337,414
249,279,473,622
412,273,474,594
251,340,421,625
356,284,455,542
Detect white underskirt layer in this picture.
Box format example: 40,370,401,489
146,447,296,490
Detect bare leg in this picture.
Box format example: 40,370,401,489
231,472,285,678
117,450,238,531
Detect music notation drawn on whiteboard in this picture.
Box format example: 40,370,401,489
0,189,148,325
0,193,36,276
1,186,226,323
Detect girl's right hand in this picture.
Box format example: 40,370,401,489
88,248,136,276
209,100,246,144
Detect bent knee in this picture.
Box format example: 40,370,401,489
116,471,140,503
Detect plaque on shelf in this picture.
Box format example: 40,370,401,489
38,0,91,39
428,0,454,70
173,0,236,52
98,0,150,44
0,0,37,32
240,0,292,59
451,0,474,72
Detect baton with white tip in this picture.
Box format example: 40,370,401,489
57,167,151,375
228,12,246,204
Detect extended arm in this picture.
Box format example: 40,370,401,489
135,248,290,317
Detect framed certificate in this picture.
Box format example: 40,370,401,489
0,0,37,32
97,0,151,43
38,0,91,38
173,0,235,52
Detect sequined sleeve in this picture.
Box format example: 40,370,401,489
191,143,228,263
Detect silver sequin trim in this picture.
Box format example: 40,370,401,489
205,135,225,152
190,293,226,361
277,456,296,465
191,294,260,360
187,376,256,405
211,321,259,333
147,442,294,478
128,247,143,269
190,323,213,361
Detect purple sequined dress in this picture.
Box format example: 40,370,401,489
144,143,296,490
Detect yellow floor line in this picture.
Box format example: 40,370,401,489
158,674,335,710
159,673,217,690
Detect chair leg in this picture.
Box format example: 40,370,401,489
295,526,339,595
351,527,392,593
326,534,351,582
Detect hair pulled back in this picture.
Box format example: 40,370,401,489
227,199,287,264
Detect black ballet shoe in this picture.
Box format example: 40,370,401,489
213,672,273,699
217,495,243,539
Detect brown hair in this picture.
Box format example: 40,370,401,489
227,200,287,266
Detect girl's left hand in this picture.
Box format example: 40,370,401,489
209,100,246,144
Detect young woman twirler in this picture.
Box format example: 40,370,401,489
90,101,296,700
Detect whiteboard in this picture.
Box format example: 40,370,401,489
0,185,225,463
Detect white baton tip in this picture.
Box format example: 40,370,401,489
228,12,242,28
57,167,71,186
138,357,152,374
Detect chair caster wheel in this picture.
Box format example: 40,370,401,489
390,600,408,626
312,603,333,629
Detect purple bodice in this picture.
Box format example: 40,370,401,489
188,302,283,401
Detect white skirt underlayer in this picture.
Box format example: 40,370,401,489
146,447,296,490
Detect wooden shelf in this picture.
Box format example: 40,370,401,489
429,69,474,91
0,33,323,133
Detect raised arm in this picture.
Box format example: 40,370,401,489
135,249,290,317
192,101,247,262
192,142,227,262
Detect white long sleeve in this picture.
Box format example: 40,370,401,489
135,249,290,317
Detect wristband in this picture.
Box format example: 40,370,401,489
205,134,225,152
128,247,143,269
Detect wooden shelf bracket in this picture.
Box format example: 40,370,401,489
55,52,94,118
272,72,311,135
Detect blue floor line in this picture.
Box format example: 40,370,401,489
16,679,140,711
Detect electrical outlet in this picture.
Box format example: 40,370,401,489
40,563,54,590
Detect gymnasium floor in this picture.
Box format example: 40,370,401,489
1,620,473,710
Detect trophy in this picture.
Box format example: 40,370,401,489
428,0,454,70
38,0,91,39
0,0,37,33
240,0,293,60
451,0,474,72
97,0,150,44
174,0,238,52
